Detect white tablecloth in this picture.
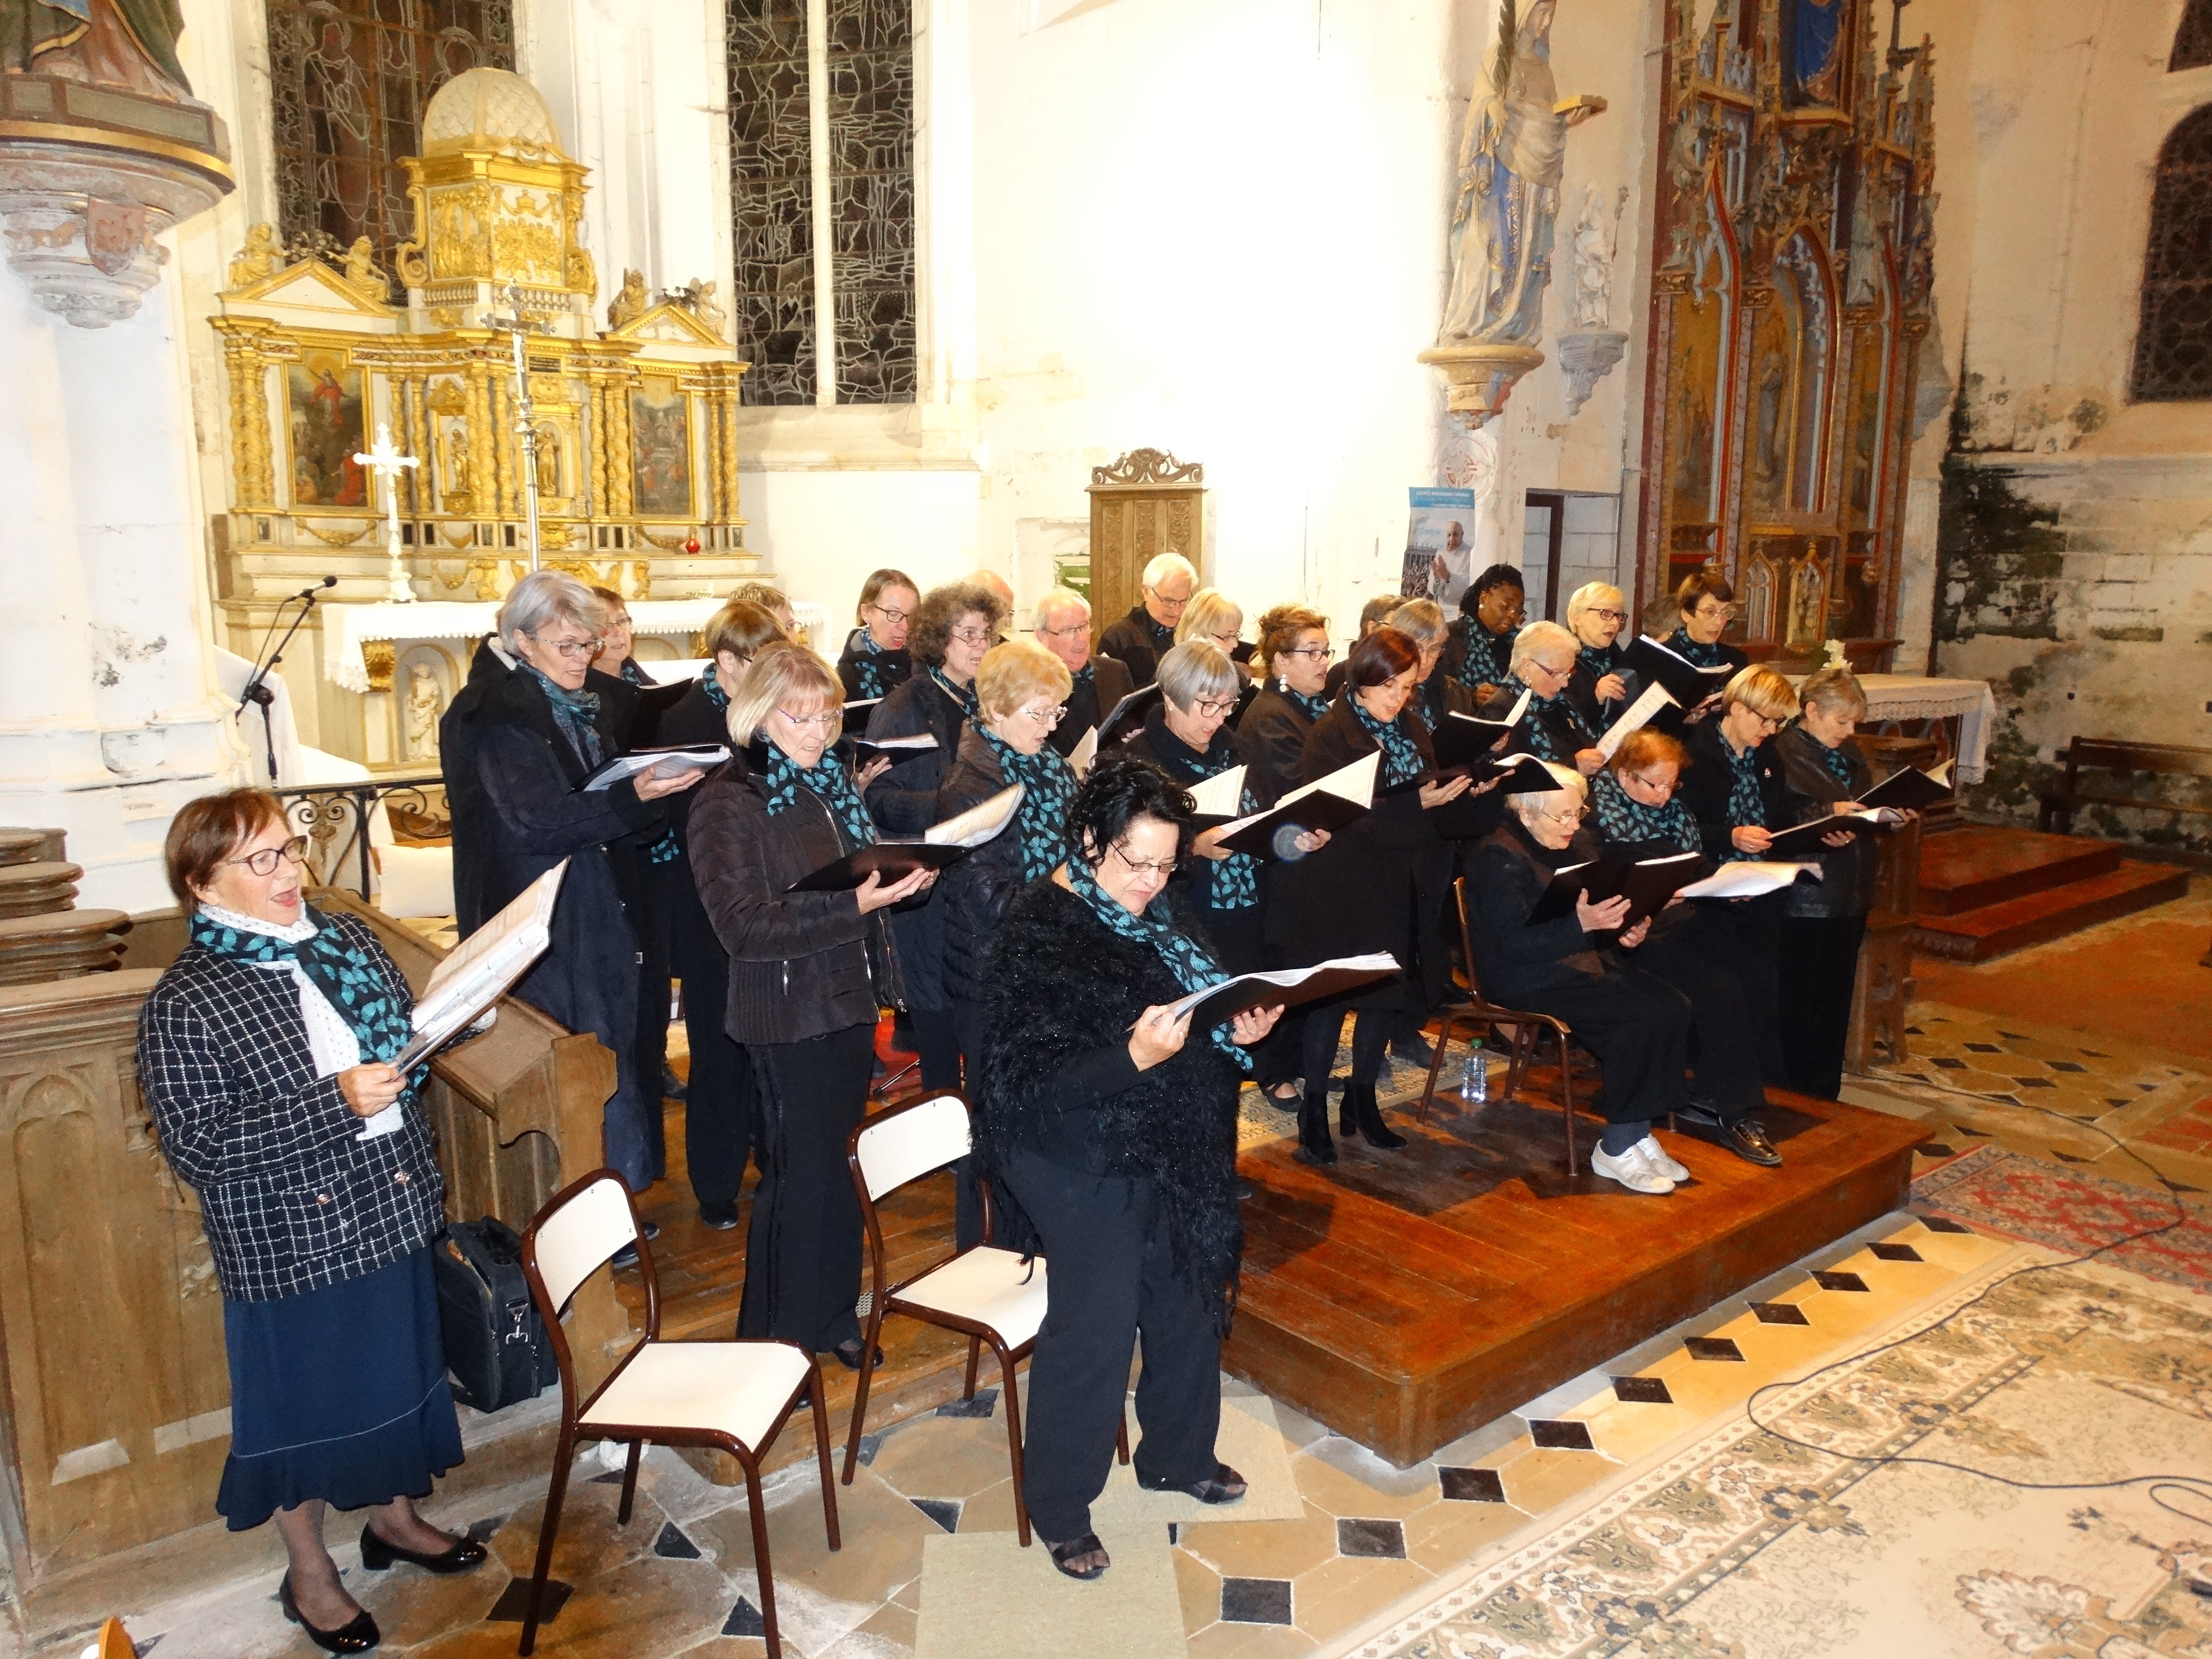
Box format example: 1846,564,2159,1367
1787,672,1998,783
324,599,730,692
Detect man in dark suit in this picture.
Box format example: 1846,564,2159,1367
1096,552,1195,689
1034,586,1135,757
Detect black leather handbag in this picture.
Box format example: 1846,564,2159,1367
434,1217,559,1412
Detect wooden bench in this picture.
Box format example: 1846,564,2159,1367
2036,737,2212,835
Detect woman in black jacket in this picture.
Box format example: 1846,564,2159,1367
1282,629,1477,1164
655,599,786,1228
1386,598,1476,734
936,638,1077,1244
138,790,485,1653
690,643,933,1368
1563,580,1637,732
864,578,1007,1089
974,758,1281,1582
439,571,701,1196
1467,765,1695,1194
1482,620,1606,776
1666,570,1752,674
1444,564,1526,701
836,566,920,703
1772,667,1887,1099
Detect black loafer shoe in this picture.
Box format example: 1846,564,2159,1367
1389,1034,1437,1068
1716,1118,1782,1167
698,1204,739,1231
1136,1461,1248,1505
359,1521,488,1575
611,1219,661,1268
831,1339,884,1372
279,1574,381,1653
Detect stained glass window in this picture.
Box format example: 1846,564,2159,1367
2131,105,2212,402
266,0,514,282
728,0,817,405
826,0,917,402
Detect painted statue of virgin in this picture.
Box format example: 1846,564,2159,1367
1441,0,1604,347
1,0,190,99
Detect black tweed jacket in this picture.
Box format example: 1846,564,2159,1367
135,911,446,1304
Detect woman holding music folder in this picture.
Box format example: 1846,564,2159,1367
1668,571,1751,674
973,756,1281,1583
936,637,1077,1241
1467,763,1696,1194
863,578,1009,1090
1283,627,1476,1165
137,789,485,1654
1564,582,1638,730
1483,621,1607,778
1587,731,1782,1167
690,642,935,1370
1772,667,1885,1100
1445,564,1527,701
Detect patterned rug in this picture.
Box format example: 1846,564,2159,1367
1913,1144,2212,1291
1343,1253,2212,1658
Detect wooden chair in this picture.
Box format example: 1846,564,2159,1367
1417,876,1589,1168
519,1170,838,1658
2037,736,2212,835
841,1090,1125,1548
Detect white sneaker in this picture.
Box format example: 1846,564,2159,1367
1637,1136,1690,1183
1592,1143,1676,1194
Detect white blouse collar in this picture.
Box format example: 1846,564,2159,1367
198,902,319,945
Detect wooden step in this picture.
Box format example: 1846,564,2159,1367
1912,859,2189,962
0,828,65,868
1915,825,2120,915
0,861,81,919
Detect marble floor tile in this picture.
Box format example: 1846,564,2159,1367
1400,1492,1533,1573
1492,1445,1613,1515
1571,1396,1703,1464
411,1554,732,1659
1287,1551,1432,1639
686,1464,931,1623
1176,1497,1342,1581
863,1414,1020,1506
1175,1540,1225,1637
1288,1446,1444,1521
480,1471,669,1591
1182,1615,1321,1657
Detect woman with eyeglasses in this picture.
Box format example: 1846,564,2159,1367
1445,564,1528,701
863,579,1010,1090
838,567,920,704
1283,628,1478,1164
137,789,487,1653
1487,620,1607,777
441,570,703,1199
652,600,787,1229
973,756,1281,1583
1563,582,1639,730
690,643,935,1371
1467,764,1694,1194
1386,599,1476,733
1668,571,1751,675
1588,731,1782,1167
1174,588,1254,692
935,639,1078,1243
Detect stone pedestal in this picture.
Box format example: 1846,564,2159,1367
1417,341,1546,424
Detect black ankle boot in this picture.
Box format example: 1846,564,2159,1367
1350,1081,1407,1150
1294,1086,1338,1166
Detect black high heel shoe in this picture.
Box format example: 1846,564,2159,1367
831,1339,884,1371
1292,1084,1337,1167
279,1572,381,1653
358,1521,488,1575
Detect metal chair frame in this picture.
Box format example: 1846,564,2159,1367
519,1169,839,1658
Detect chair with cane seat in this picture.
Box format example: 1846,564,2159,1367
842,1090,1125,1548
519,1170,838,1658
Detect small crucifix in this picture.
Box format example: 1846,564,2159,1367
354,422,419,605
487,283,545,573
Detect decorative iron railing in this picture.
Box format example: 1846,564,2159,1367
272,774,449,900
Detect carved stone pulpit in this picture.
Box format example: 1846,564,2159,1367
1085,449,1206,640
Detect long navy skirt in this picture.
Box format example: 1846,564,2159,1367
217,1247,464,1530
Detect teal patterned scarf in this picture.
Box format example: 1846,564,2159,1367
1668,627,1732,670
1279,682,1330,724
1589,769,1701,854
191,904,416,1083
931,667,978,722
845,631,909,701
700,665,730,713
760,742,876,851
1452,620,1513,690
1720,736,1768,861
977,723,1076,881
1516,683,1599,764
1350,693,1426,789
1064,854,1251,1071
527,666,603,767
1137,714,1259,912
1805,727,1860,789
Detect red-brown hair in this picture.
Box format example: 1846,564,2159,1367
164,788,287,912
1345,626,1420,690
1609,728,1689,776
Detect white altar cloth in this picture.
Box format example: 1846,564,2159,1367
1786,672,1998,783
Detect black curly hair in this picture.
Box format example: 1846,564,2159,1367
1458,562,1526,617
1071,753,1195,867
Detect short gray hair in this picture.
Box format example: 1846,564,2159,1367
1141,551,1196,591
1509,619,1579,677
1507,761,1586,827
1155,640,1238,711
1799,666,1868,717
497,570,607,654
1385,599,1448,648
1034,586,1091,629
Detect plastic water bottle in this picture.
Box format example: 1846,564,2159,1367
1461,1038,1489,1103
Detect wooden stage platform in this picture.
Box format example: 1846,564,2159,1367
1222,1088,1928,1468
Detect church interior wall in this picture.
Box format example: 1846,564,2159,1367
1913,0,2212,851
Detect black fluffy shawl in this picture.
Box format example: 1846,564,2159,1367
974,880,1244,1332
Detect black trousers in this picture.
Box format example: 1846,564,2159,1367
1197,904,1301,1090
736,1023,874,1353
630,857,675,1183
1630,916,1767,1121
1777,913,1867,1100
674,923,754,1216
1004,1151,1222,1541
1499,967,1693,1125
911,1007,961,1093
1710,895,1787,1086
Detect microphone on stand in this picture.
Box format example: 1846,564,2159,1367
237,578,339,784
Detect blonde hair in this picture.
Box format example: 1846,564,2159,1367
1509,619,1579,676
1564,582,1625,631
1175,588,1244,647
1724,664,1801,721
725,640,841,746
976,638,1074,719
1385,599,1449,649
1799,666,1868,717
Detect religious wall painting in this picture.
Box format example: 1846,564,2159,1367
1777,234,1835,512
630,380,692,517
1746,288,1794,517
1780,0,1846,109
1844,320,1889,527
1786,543,1830,648
1668,216,1735,532
287,350,367,508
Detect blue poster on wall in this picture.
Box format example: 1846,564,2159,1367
1781,0,1845,107
1405,488,1480,607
